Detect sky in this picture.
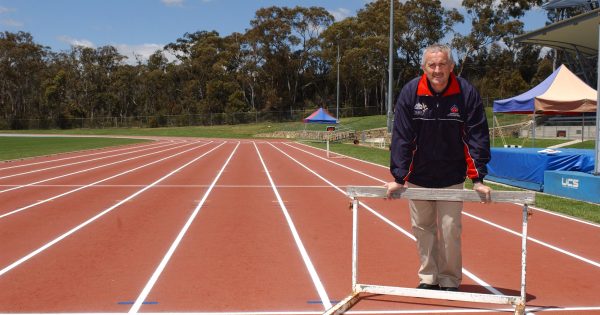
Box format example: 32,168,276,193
0,0,550,64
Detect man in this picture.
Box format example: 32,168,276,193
385,44,492,292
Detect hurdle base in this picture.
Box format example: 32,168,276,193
322,292,360,315
323,284,525,315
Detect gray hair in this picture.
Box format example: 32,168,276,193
421,44,455,67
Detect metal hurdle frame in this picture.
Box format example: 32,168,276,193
324,187,536,315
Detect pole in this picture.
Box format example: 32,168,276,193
595,24,600,175
386,0,394,134
492,113,496,147
337,44,341,120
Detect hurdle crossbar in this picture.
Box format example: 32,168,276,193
323,186,535,315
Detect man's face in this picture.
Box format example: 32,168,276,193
421,51,455,93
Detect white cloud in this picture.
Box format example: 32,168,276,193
161,0,184,7
330,8,352,21
58,35,95,48
0,6,15,14
1,18,23,27
114,43,178,65
440,0,463,9
56,36,177,65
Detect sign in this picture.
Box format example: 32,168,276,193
544,171,600,203
326,126,336,132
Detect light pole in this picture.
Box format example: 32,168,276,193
337,43,340,120
386,0,394,134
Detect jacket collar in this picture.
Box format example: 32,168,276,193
417,73,460,97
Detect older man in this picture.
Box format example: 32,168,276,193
386,44,492,291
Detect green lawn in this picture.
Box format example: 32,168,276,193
0,115,390,139
0,137,149,161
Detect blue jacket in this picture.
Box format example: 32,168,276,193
390,73,491,188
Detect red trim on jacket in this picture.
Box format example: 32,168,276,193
403,144,418,183
416,73,461,97
462,128,479,179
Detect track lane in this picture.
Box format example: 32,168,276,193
0,141,205,217
0,139,597,314
0,139,167,172
0,140,183,180
264,142,514,313
0,142,231,313
287,142,600,263
139,142,328,313
266,141,600,312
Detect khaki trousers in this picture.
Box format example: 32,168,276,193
408,182,464,288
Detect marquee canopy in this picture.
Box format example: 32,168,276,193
303,108,338,124
493,64,597,114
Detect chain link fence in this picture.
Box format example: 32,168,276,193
0,106,384,130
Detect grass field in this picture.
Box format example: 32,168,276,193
0,137,149,161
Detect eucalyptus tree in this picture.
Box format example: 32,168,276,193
245,6,334,115
395,0,462,83
319,0,461,112
452,0,544,76
164,30,242,116
0,31,48,128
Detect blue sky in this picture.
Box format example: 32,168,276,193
0,0,549,63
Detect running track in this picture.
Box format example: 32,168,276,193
0,138,599,315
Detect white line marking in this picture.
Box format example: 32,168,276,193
129,142,240,313
293,142,600,229
269,143,504,296
526,205,600,229
3,306,600,314
254,141,332,310
284,142,600,269
0,141,167,171
0,141,196,194
0,140,184,180
463,211,600,268
0,142,226,278
0,142,212,219
0,184,334,188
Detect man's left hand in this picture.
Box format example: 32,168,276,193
473,182,492,203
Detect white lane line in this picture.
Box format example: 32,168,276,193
0,141,196,194
128,142,240,313
526,205,600,229
0,142,226,278
4,305,600,314
269,143,504,296
463,211,600,268
292,141,600,229
0,142,213,220
0,144,197,194
0,140,170,171
283,142,600,269
0,140,185,180
254,142,332,310
0,184,334,188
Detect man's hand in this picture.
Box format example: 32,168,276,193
473,182,492,203
384,181,407,199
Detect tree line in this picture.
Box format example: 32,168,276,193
0,0,567,129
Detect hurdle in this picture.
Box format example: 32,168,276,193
324,186,536,315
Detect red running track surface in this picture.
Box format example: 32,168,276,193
0,138,598,315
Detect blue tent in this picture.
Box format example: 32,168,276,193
303,108,338,124
493,66,561,114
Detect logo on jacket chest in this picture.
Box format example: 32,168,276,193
447,105,460,118
413,102,428,116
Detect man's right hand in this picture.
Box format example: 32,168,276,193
384,181,407,199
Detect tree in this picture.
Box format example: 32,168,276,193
452,0,544,76
0,31,48,128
